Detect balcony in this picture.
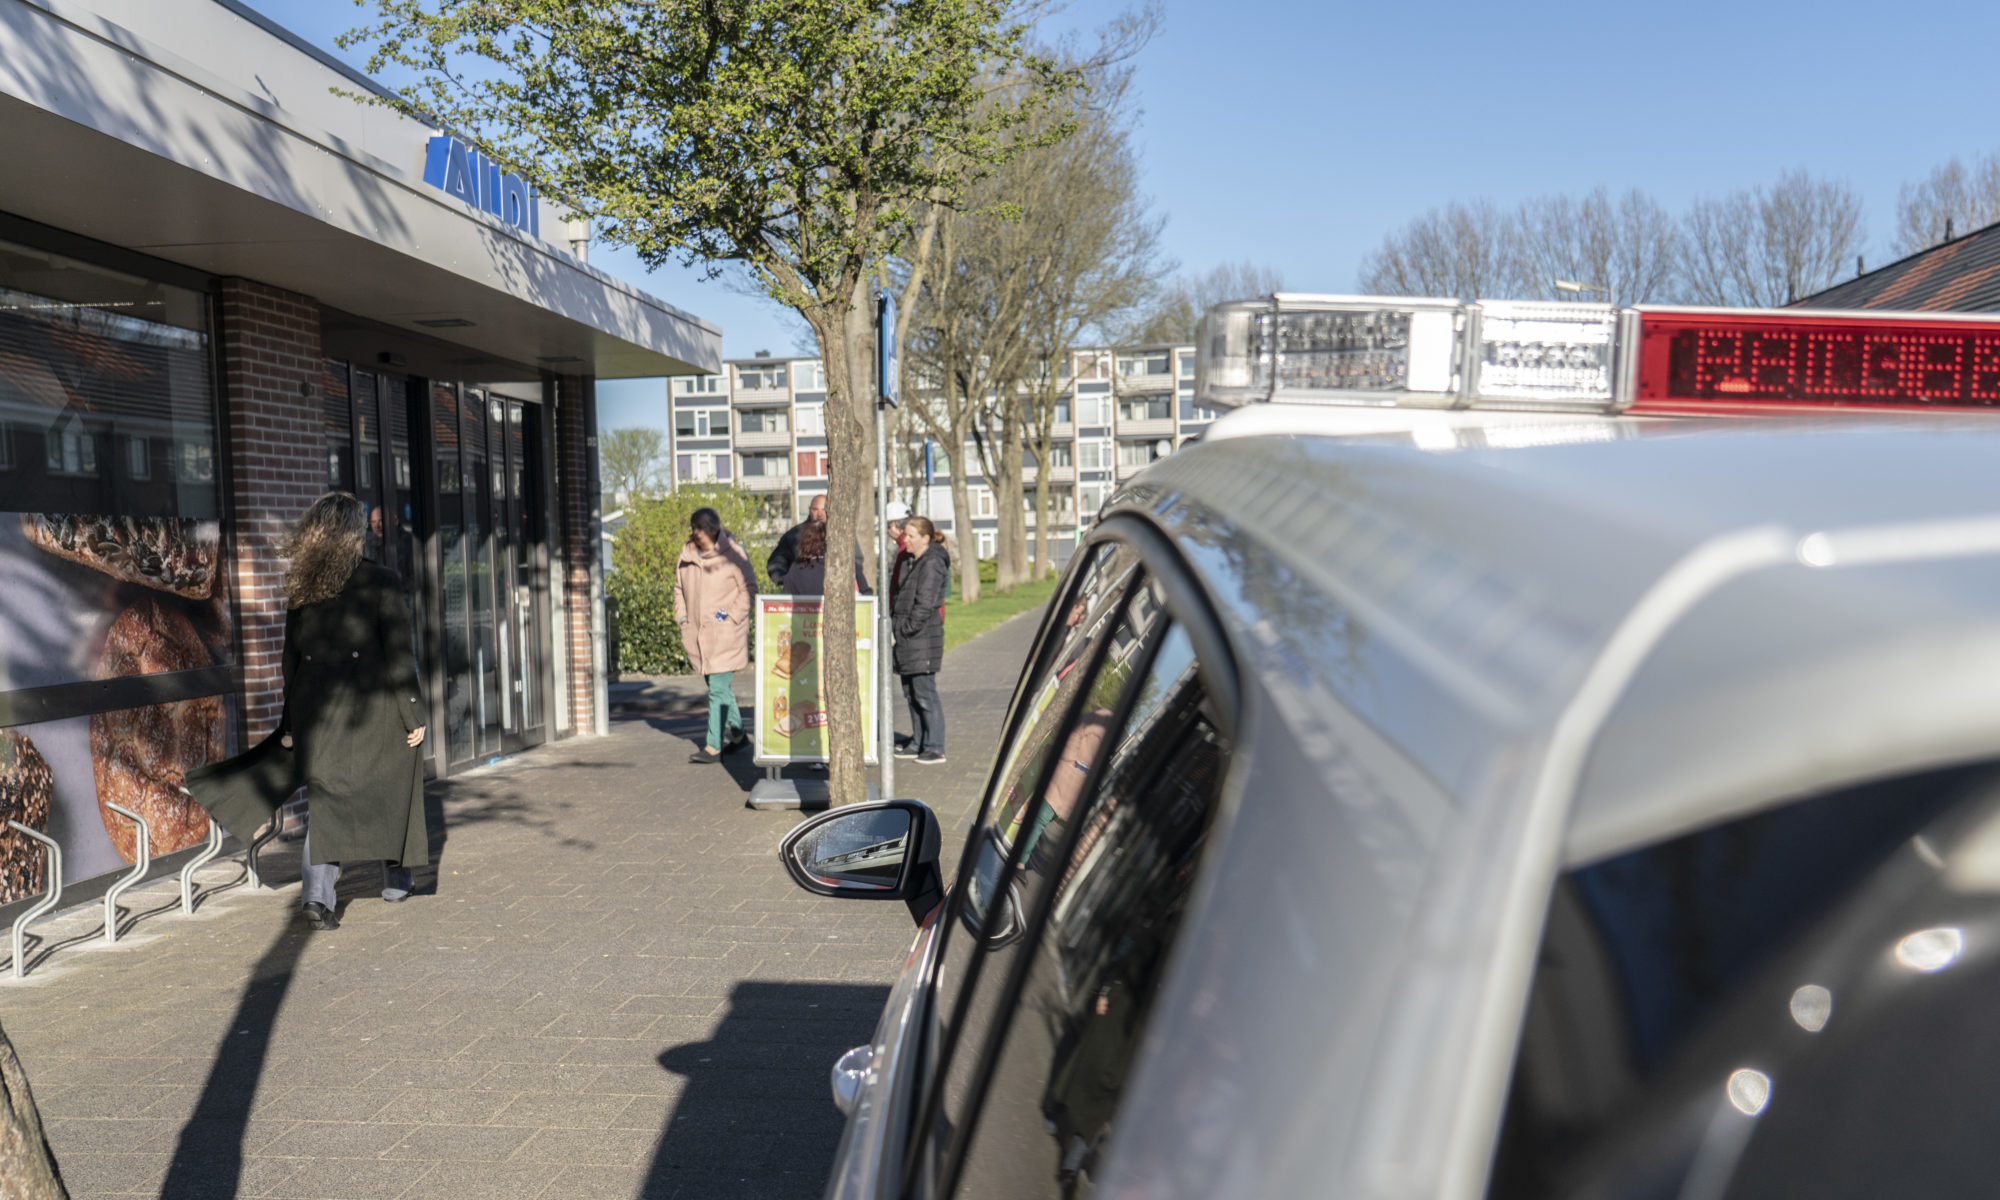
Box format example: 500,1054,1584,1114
732,385,790,408
734,428,791,450
1116,459,1152,481
738,472,792,493
1116,373,1175,395
1117,417,1176,440
1044,464,1076,483
1048,421,1075,440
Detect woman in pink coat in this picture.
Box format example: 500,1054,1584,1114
672,507,757,764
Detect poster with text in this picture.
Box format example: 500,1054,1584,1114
753,595,877,766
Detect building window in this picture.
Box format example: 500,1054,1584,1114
44,426,99,476
1118,397,1171,423
736,364,788,391
795,362,826,391
1179,352,1196,377
795,404,824,436
675,408,724,438
740,453,789,478
125,436,151,480
675,374,722,395
1053,398,1071,425
1119,351,1170,378
1076,440,1110,471
1044,443,1073,468
1079,483,1110,516
739,409,790,435
1075,395,1109,426
1118,440,1166,467
1179,394,1218,423
797,449,828,478
976,529,996,559
973,486,996,518
680,452,727,483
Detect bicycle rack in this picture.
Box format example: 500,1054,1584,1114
245,819,279,890
7,821,61,980
102,804,150,945
179,819,223,915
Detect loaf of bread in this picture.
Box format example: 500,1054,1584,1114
774,639,813,680
90,596,225,862
21,513,219,599
0,731,54,903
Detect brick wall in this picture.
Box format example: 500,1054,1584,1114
554,374,601,733
219,278,325,742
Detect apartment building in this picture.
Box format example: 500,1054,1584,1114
664,345,1218,562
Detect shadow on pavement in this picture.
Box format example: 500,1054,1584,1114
645,980,891,1199
157,915,307,1200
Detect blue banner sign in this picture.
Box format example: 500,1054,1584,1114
423,136,539,236
877,290,898,407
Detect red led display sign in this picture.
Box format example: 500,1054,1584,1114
1634,311,2000,412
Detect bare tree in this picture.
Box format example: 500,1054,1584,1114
598,427,665,505
1358,199,1525,300
1124,261,1282,345
1516,187,1681,304
1680,170,1864,307
1895,154,2000,256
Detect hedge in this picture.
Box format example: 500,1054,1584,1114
607,487,778,675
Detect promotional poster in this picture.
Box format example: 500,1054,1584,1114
753,595,877,766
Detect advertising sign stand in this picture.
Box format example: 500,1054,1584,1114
745,292,899,811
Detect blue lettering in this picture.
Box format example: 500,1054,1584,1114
442,140,477,206
423,135,541,236
501,174,532,228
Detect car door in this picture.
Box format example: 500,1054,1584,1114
906,533,1234,1199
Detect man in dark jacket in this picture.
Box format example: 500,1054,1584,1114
891,516,951,764
767,494,826,587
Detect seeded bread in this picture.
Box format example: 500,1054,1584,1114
0,732,53,903
21,513,219,599
90,596,224,862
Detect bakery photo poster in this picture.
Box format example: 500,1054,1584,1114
0,513,234,902
753,595,878,766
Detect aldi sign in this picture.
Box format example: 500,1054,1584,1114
422,136,540,237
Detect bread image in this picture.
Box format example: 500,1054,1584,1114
21,513,220,599
90,596,226,862
0,731,54,903
774,639,813,680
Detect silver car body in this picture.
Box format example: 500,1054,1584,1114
825,408,2000,1200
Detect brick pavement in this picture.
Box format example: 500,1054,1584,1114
0,606,1042,1200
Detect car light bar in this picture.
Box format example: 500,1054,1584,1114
1194,296,2000,415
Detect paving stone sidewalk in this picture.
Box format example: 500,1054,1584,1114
0,607,1041,1200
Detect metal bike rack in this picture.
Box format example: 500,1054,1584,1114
244,819,279,890
7,821,61,981
102,804,150,945
179,819,223,915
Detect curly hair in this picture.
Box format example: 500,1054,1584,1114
797,519,827,563
284,491,366,609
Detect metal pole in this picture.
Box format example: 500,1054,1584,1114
102,804,150,944
877,391,895,803
8,821,61,980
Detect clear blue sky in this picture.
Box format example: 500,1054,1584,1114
243,0,2000,434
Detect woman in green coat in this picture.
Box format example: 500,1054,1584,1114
189,492,428,930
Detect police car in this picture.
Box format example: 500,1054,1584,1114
779,293,2000,1200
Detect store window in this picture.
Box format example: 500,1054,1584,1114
0,235,228,899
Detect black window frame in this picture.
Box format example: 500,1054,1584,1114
901,513,1239,1198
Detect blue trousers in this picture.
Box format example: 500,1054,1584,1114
901,673,944,755
301,825,413,909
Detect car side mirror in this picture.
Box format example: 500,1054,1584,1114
780,800,944,924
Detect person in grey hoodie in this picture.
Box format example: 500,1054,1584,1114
891,516,951,764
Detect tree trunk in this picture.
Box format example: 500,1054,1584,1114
947,418,979,604
1003,409,1029,583
1031,433,1055,579
808,281,873,808
0,1023,67,1199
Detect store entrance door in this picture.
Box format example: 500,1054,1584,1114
431,383,548,768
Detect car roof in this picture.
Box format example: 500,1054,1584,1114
1139,412,2000,862
1104,412,2000,1200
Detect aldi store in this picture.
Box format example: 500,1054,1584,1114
0,0,718,907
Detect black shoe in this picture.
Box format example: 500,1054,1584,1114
302,902,339,930
894,743,920,759
382,892,410,904
689,748,721,764
916,750,947,764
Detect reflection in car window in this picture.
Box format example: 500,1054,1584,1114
1488,766,1974,1199
950,623,1227,1200
921,569,1169,1191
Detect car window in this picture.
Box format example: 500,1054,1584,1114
1488,764,1982,1200
947,622,1226,1199
912,566,1170,1194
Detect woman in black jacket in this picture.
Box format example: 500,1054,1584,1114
189,492,428,930
891,517,951,764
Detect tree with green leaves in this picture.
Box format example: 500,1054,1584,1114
342,0,1078,804
599,426,666,506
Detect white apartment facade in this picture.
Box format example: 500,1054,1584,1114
665,346,1220,562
